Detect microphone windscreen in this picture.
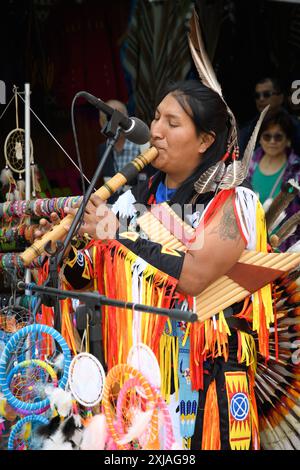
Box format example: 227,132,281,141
123,117,150,145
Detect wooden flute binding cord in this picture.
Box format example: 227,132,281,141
20,147,158,266
137,204,300,322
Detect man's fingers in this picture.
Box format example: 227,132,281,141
64,207,78,216
34,229,42,238
50,213,60,224
39,218,48,226
90,194,104,206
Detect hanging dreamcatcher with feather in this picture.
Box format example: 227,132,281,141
188,7,300,450
1,87,39,201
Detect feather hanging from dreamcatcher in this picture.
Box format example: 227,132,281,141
0,167,17,201
2,86,35,200
254,267,300,449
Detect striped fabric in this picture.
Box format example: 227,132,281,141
122,0,194,125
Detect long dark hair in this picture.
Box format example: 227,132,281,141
154,80,230,204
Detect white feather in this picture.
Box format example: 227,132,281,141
45,387,73,417
0,168,13,185
171,441,183,450
52,353,65,371
42,430,74,451
17,178,25,192
116,408,154,445
287,240,300,253
81,414,107,450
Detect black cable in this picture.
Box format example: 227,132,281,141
70,94,87,231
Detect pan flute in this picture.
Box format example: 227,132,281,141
137,203,300,322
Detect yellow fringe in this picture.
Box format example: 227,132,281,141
159,319,179,403
252,201,274,333
239,331,257,373
60,291,77,355
182,323,190,347
218,310,231,336
94,241,177,377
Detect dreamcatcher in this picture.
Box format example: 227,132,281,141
68,352,106,409
0,304,33,337
0,324,71,415
102,354,176,450
2,87,38,200
7,414,49,450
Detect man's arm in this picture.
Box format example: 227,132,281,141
177,195,246,296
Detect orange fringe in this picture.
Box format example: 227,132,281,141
60,295,77,355
90,239,178,370
37,260,77,355
37,261,53,355
201,380,221,450
202,189,235,226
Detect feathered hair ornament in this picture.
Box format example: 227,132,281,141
188,9,269,193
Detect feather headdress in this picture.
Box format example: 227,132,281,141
188,9,268,193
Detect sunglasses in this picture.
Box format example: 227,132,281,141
261,132,285,143
254,90,280,100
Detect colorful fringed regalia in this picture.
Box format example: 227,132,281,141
59,172,282,450
14,6,298,452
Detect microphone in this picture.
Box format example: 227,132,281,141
79,91,150,145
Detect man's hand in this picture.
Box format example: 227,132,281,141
64,194,119,240
34,213,61,239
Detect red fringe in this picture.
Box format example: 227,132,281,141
203,189,235,226
190,321,205,390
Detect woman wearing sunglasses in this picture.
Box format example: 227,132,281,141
248,108,300,249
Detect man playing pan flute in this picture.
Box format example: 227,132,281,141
34,10,287,451
56,78,271,450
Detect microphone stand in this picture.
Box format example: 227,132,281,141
31,111,124,355
18,281,198,365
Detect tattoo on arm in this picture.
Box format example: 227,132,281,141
209,199,240,241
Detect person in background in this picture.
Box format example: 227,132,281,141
97,99,155,203
239,77,300,156
248,108,300,250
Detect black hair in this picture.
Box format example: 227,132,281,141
259,107,294,141
154,79,230,204
255,77,283,94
